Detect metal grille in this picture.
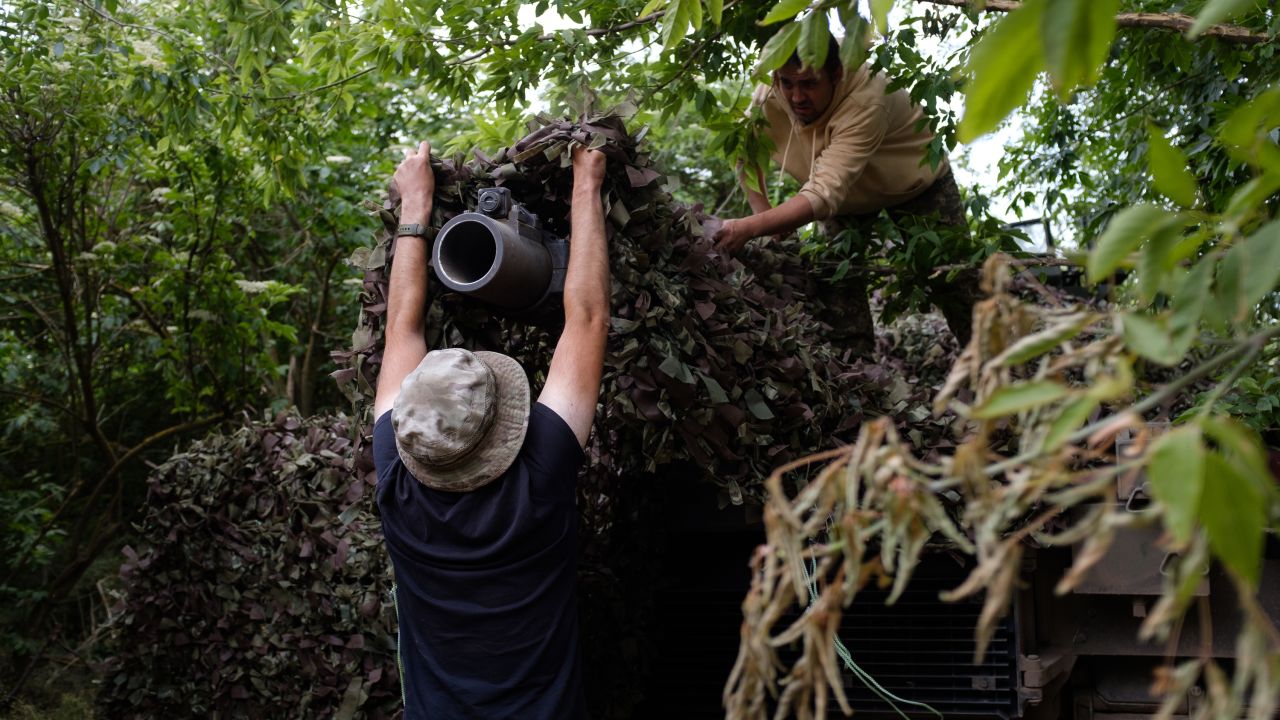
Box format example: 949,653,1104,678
638,536,1019,719
834,562,1019,718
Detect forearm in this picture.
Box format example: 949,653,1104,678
746,189,772,216
385,239,430,340
536,149,609,445
385,200,432,339
374,140,435,419
738,194,815,240
564,181,609,329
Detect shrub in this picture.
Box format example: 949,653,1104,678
98,413,400,720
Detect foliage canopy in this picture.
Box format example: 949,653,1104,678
2,0,1279,715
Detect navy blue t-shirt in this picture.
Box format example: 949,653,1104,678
373,403,587,720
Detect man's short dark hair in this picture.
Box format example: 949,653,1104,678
783,36,842,79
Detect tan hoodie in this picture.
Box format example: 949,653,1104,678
755,63,947,219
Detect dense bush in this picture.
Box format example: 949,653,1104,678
98,413,400,719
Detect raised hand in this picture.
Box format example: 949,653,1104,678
571,144,606,188
393,140,435,224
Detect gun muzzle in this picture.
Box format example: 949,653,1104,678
433,213,553,310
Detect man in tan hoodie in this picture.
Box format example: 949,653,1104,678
712,39,975,352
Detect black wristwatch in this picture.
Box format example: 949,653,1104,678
396,223,436,240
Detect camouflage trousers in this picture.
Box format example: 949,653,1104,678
815,169,980,355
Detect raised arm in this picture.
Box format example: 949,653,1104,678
374,141,435,420
536,146,609,447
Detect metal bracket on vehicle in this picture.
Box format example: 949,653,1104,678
1019,648,1077,705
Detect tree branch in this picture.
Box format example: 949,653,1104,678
105,282,170,339
260,67,376,101
5,413,225,584
99,414,227,494
298,250,342,415
640,31,724,105
807,254,1083,277
450,2,740,65
918,0,1272,44
0,388,81,423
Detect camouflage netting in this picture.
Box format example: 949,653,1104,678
98,413,401,720
333,111,966,502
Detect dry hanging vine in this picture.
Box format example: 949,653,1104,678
724,255,1280,720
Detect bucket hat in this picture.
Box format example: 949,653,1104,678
392,348,530,491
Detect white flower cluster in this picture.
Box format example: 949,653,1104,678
0,200,24,219
149,187,172,203
131,39,167,72
235,279,272,294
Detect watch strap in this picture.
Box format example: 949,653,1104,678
396,223,436,240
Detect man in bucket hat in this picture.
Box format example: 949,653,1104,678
372,140,609,719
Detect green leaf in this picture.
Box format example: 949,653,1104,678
639,0,666,17
1042,397,1096,452
1084,357,1133,402
1086,205,1178,284
1137,225,1208,303
1040,0,1118,98
1146,123,1197,208
1206,246,1243,329
839,13,868,71
1200,451,1265,588
1168,256,1212,343
996,312,1093,366
1201,415,1271,486
1224,174,1280,220
798,12,829,72
1235,220,1280,313
756,22,803,75
1187,0,1257,38
707,0,723,25
1146,426,1205,547
760,0,810,26
1206,220,1280,327
1218,86,1280,170
688,0,703,32
869,0,893,32
971,380,1071,420
660,0,692,50
957,0,1045,143
1120,312,1188,366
